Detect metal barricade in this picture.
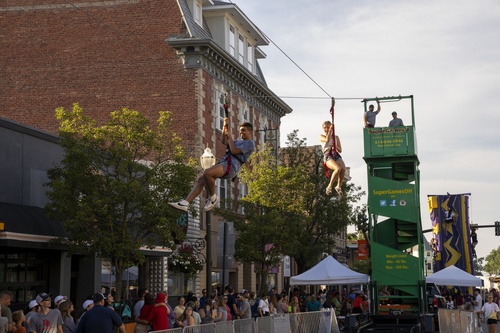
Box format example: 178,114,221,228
233,318,256,333
151,328,183,333
438,308,480,333
256,315,273,333
289,311,323,333
183,323,216,333
273,314,291,333
214,320,233,333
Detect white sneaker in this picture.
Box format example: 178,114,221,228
204,195,219,211
168,200,189,212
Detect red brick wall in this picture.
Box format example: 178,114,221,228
0,0,198,147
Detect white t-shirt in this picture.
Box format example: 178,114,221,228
474,294,483,312
482,302,500,320
258,298,270,314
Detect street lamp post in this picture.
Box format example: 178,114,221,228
200,147,216,294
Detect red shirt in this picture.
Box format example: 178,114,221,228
145,305,169,330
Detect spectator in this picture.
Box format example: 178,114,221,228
173,297,185,321
237,293,251,319
214,297,228,322
133,289,148,319
24,301,39,328
305,294,321,312
199,301,215,324
29,293,63,333
75,293,125,333
143,293,169,331
76,299,93,326
12,310,26,333
290,296,300,313
199,289,207,309
0,290,15,333
185,302,200,325
258,295,271,317
175,305,194,328
53,296,67,310
59,301,76,333
226,287,238,320
134,292,153,333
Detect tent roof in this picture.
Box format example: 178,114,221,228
290,255,369,285
426,265,482,287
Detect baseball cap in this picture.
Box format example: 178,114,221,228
241,289,247,294
36,293,51,304
54,295,67,305
83,299,94,310
28,300,38,309
92,293,105,302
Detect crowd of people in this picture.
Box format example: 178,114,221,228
0,290,125,333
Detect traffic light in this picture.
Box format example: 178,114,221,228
495,221,500,236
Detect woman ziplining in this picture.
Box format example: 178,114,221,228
319,98,347,198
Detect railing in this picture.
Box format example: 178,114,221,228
150,309,341,333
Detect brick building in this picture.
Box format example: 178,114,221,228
1,0,291,306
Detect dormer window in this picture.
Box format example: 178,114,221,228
229,25,236,57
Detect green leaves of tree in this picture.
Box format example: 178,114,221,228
46,103,196,299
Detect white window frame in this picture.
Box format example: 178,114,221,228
260,115,267,145
238,183,248,214
240,101,249,124
238,35,245,64
229,25,236,57
217,178,227,208
194,0,202,26
216,87,225,131
247,42,254,73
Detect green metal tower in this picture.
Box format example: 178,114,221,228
363,95,426,317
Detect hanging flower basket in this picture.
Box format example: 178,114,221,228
168,243,204,281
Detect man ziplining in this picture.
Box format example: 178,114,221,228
169,121,255,212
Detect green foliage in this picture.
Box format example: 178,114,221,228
484,247,500,275
473,257,484,273
45,103,197,299
216,129,365,292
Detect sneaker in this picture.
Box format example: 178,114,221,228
168,200,189,212
204,195,219,211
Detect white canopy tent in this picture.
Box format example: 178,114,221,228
425,265,482,287
290,255,369,285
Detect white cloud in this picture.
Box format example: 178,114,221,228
237,0,500,260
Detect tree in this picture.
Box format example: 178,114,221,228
473,257,485,273
484,246,500,275
217,130,365,293
215,146,292,295
277,130,365,273
45,103,197,300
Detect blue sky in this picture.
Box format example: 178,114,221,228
237,0,500,261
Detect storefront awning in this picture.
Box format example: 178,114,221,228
0,202,65,248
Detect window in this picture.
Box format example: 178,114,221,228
229,26,236,57
238,183,248,214
260,115,267,145
240,102,249,123
216,90,226,131
217,178,227,208
238,35,245,64
194,1,202,26
247,42,254,72
0,250,47,302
